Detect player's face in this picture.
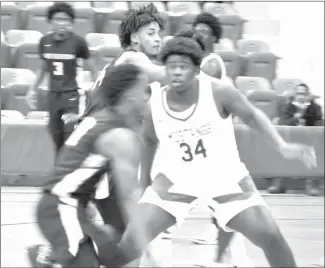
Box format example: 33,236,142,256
194,23,215,48
51,12,73,39
165,55,199,92
136,22,161,57
295,85,309,104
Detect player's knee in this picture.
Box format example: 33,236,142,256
253,218,284,249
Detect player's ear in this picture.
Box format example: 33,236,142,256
131,33,140,45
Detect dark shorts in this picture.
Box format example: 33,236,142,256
47,90,80,151
36,193,99,266
93,180,127,235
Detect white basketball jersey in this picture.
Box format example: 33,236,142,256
200,53,227,81
150,75,249,196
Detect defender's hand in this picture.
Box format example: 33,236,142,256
280,142,317,169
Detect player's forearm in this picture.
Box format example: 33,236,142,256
139,63,167,84
139,138,157,190
32,68,47,91
114,164,150,251
247,109,286,153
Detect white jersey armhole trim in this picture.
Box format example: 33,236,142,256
200,53,227,81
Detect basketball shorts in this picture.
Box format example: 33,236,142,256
139,173,267,232
36,193,99,266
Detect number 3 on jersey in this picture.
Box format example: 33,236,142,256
53,62,64,76
180,139,207,162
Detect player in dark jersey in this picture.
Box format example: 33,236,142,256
26,64,149,268
79,0,165,242
26,2,98,153
83,3,165,117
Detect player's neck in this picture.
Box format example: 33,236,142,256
206,46,214,55
169,78,199,104
53,31,71,42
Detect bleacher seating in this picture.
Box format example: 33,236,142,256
218,14,246,43
246,89,278,119
167,2,201,14
202,2,236,15
237,39,270,54
1,109,25,120
95,46,123,70
26,111,49,120
0,2,19,33
1,31,10,68
235,76,271,95
85,33,121,50
5,83,33,115
217,50,242,80
243,52,280,82
131,2,166,12
214,38,235,51
1,68,36,87
93,1,129,10
24,5,52,33
272,78,304,95
13,42,42,72
1,86,15,110
6,29,43,46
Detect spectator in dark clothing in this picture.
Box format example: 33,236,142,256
278,83,323,126
268,83,324,196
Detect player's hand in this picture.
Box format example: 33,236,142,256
26,88,37,109
280,142,317,169
62,113,79,124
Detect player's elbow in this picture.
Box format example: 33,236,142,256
246,107,267,128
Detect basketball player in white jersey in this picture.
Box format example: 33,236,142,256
96,36,316,267
170,29,253,266
193,12,226,80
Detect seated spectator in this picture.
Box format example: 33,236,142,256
268,83,324,196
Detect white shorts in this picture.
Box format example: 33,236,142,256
139,173,267,232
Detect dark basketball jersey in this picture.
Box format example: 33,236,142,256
39,32,90,92
81,48,137,119
44,109,127,202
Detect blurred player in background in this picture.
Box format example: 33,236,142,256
94,36,316,268
81,4,168,266
193,12,226,80
26,2,98,153
27,64,148,268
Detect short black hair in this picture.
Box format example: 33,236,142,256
99,64,142,106
159,37,203,67
296,83,310,93
119,3,165,49
175,29,206,52
193,12,223,43
47,2,75,22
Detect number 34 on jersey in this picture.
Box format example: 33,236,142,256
180,139,207,162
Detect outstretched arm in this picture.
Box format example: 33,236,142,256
115,51,167,84
214,82,316,168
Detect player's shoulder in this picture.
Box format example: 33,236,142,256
39,32,53,44
209,76,238,102
68,32,87,46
